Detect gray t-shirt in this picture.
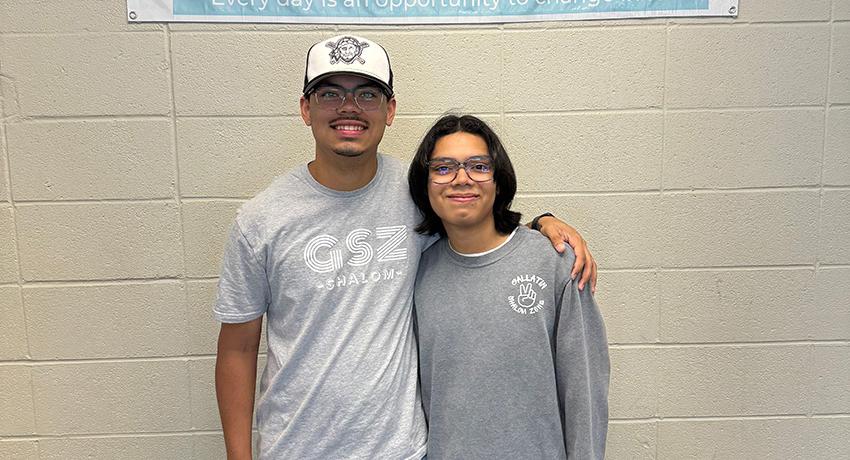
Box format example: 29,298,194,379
414,226,609,459
215,154,430,459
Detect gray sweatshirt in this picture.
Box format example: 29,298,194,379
414,226,609,459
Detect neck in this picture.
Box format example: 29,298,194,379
308,150,378,191
444,218,507,254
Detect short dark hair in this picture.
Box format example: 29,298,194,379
408,114,521,237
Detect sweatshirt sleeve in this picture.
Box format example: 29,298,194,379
555,278,610,460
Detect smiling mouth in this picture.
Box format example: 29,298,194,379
448,194,479,203
334,125,365,132
330,118,367,135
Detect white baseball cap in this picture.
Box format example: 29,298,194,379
303,34,394,96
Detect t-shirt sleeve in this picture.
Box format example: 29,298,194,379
555,278,610,460
214,220,270,323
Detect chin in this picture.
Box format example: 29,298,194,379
333,148,366,157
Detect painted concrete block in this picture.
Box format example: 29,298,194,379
177,117,310,198
189,357,221,431
824,107,850,185
0,123,8,202
594,271,659,344
659,269,817,342
171,32,324,116
188,280,220,355
667,26,829,107
664,109,822,189
0,0,161,33
16,202,182,281
830,23,850,103
658,419,809,459
820,191,850,264
23,281,188,359
811,344,850,414
734,0,830,22
182,200,242,278
38,436,193,460
0,34,171,116
660,418,850,459
0,207,17,283
503,28,665,111
7,120,175,200
806,418,850,458
660,191,818,267
814,268,850,340
372,31,504,114
608,348,657,419
32,361,191,434
0,365,35,435
0,286,27,360
835,1,850,20
606,421,655,460
191,433,228,460
0,441,37,460
656,345,810,416
504,112,663,192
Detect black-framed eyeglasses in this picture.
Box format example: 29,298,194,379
311,85,386,111
427,156,494,184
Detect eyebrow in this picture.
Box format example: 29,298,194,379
429,155,491,162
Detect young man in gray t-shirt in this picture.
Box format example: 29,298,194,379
214,35,598,460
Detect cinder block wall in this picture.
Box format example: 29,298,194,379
1,1,849,458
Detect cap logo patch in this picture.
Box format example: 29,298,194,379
326,36,370,65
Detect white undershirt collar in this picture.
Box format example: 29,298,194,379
449,227,519,257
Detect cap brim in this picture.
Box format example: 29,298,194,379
303,71,393,97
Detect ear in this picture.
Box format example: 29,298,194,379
299,96,312,126
385,97,397,126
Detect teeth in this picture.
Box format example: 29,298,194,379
335,125,364,131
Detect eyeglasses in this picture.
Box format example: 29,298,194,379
427,156,494,184
311,85,386,111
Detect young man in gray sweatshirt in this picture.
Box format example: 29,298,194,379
409,115,609,459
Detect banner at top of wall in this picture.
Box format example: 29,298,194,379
127,0,738,24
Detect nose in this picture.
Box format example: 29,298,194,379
452,166,474,185
337,92,361,113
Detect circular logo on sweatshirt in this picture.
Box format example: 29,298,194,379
507,274,547,315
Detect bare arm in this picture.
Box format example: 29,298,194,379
216,317,263,460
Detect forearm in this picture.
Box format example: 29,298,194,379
216,345,260,459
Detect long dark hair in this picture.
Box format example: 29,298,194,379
408,114,521,237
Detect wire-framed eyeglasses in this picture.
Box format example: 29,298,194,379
427,156,494,184
311,85,386,111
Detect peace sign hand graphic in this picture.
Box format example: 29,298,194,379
517,283,537,308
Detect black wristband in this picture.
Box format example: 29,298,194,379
531,212,555,231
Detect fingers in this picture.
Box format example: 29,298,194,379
590,259,598,293
578,247,598,293
570,239,586,281
578,258,592,291
544,224,567,254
